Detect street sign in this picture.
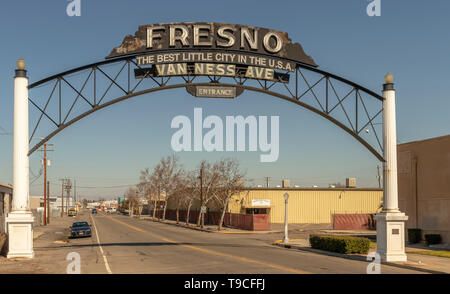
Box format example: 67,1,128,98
252,199,271,207
200,206,207,214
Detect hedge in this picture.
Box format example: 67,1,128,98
424,234,442,246
408,228,422,244
309,234,370,254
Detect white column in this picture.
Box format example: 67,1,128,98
6,58,35,259
382,77,399,212
375,73,408,262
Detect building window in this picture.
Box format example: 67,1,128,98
246,208,269,214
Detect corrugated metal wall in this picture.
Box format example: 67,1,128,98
228,189,382,224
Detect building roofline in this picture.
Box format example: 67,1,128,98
398,134,450,147
0,182,13,189
244,187,382,192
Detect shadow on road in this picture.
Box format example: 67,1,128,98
35,241,264,250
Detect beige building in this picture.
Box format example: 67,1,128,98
398,134,450,243
228,188,382,224
0,183,13,233
167,187,382,226
30,195,45,209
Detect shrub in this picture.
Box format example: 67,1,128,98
424,234,442,246
309,234,370,254
408,228,422,244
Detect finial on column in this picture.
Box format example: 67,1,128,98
383,72,394,91
17,58,26,70
384,72,393,84
15,58,27,78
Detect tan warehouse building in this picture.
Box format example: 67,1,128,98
398,134,450,243
228,188,382,224
166,187,382,230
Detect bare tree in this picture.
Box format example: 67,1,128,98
125,187,139,217
196,160,222,228
139,168,159,217
159,155,183,221
184,171,200,226
171,170,188,224
213,158,246,231
149,163,164,220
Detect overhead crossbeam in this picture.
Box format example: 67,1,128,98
27,53,385,161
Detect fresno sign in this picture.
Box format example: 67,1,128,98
109,22,316,97
107,22,317,67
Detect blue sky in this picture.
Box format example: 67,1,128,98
0,0,449,199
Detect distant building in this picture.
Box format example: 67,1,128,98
398,134,450,244
0,183,13,233
30,195,74,210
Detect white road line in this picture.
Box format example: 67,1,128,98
90,214,112,274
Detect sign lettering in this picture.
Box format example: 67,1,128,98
107,22,317,68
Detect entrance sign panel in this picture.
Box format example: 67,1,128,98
185,85,244,99
195,86,236,98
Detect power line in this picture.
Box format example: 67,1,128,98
30,182,137,189
0,124,11,135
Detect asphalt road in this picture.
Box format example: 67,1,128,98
55,210,424,274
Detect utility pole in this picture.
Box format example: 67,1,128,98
265,177,270,188
65,178,72,212
43,145,46,225
38,143,53,225
61,179,64,217
47,181,50,224
283,193,290,244
199,162,204,229
376,165,381,189
74,179,77,210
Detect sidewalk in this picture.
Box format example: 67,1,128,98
137,215,282,234
273,238,450,274
136,215,339,235
0,216,75,273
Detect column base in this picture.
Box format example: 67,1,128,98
5,211,35,259
374,211,408,262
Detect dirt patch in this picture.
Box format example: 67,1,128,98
0,233,7,256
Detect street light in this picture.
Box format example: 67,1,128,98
283,193,289,244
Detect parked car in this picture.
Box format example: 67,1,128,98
68,209,77,217
70,221,92,238
92,208,97,214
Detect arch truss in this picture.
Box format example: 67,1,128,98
28,54,384,160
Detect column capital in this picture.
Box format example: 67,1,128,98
383,83,394,91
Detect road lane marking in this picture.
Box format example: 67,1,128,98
161,237,309,274
90,214,113,274
105,215,309,274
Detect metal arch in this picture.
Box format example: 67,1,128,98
27,53,385,161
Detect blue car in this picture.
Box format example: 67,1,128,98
92,208,97,214
70,221,92,238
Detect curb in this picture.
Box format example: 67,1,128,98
142,218,216,233
140,217,277,234
273,242,448,274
